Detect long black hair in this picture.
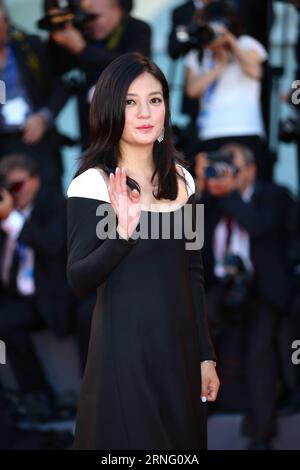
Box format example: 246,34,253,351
76,52,188,201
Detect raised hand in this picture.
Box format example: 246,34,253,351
108,167,141,241
22,113,48,144
0,188,14,220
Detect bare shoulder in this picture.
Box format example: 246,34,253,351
176,163,195,196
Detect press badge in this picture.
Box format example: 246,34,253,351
1,96,29,126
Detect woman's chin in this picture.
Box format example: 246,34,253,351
121,132,160,146
132,136,158,146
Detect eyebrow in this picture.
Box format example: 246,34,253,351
126,91,163,97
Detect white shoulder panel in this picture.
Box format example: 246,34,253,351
67,165,195,200
67,168,110,202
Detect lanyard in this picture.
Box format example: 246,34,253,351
16,241,26,262
197,54,218,133
2,46,17,96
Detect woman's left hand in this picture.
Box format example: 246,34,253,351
200,362,220,402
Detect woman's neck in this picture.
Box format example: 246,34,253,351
119,142,156,178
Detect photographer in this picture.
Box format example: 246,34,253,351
44,0,151,147
0,1,68,190
198,143,289,449
184,1,268,178
169,1,270,59
0,154,74,423
167,1,213,161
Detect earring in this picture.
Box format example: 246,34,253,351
157,128,165,143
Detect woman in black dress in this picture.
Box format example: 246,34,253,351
66,52,219,450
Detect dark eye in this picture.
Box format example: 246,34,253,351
126,99,135,105
151,97,162,104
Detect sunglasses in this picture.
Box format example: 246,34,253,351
9,179,29,194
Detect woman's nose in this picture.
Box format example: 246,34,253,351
137,101,150,118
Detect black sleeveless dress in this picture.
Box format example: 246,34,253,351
66,166,216,450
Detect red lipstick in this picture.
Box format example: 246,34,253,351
136,125,154,129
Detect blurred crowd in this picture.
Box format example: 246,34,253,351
0,0,300,450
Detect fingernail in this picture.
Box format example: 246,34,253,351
201,396,207,403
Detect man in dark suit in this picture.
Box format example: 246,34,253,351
197,143,289,449
0,1,68,190
46,0,151,147
0,154,74,422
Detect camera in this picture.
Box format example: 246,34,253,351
279,113,300,143
175,22,225,52
221,254,253,310
204,151,238,179
37,0,97,32
278,79,300,143
175,0,234,54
